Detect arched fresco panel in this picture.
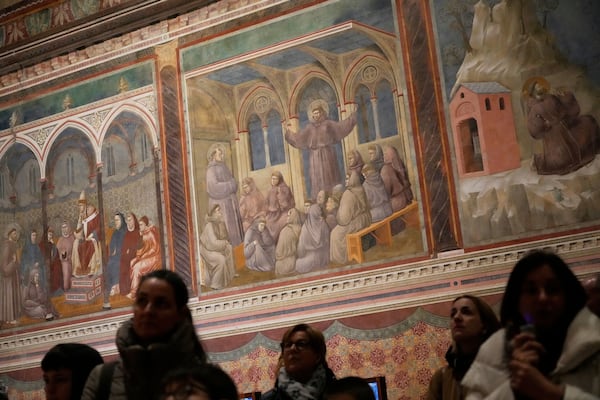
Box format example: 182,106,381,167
100,110,161,309
182,6,426,294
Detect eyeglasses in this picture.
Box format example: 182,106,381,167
162,382,207,400
281,340,311,351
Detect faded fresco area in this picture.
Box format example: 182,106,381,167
0,64,163,329
433,0,600,245
183,0,426,292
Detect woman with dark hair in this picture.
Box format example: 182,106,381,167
82,270,207,400
462,249,600,400
161,364,239,400
42,343,103,400
262,323,335,400
426,295,500,400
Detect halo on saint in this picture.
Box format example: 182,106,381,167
207,142,226,162
308,99,329,119
4,222,22,238
522,76,550,98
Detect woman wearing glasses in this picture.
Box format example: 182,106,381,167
262,323,336,400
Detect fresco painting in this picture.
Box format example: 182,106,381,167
0,1,599,399
0,64,163,328
432,0,600,245
183,0,425,293
0,0,598,329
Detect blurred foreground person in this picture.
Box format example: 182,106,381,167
462,250,600,400
42,343,103,400
582,272,600,317
83,270,207,400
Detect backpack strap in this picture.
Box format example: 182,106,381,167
96,361,117,400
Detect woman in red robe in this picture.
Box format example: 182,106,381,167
127,216,162,299
119,212,140,296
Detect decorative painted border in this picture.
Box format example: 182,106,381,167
208,310,450,363
0,0,288,95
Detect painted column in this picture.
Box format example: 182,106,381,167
154,40,197,292
396,0,461,253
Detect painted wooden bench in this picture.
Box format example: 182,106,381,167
233,243,245,270
346,201,417,264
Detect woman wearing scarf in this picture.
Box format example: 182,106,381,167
263,323,335,400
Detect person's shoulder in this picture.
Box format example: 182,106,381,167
425,366,447,400
472,329,506,367
431,365,447,379
481,328,505,348
566,307,600,348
